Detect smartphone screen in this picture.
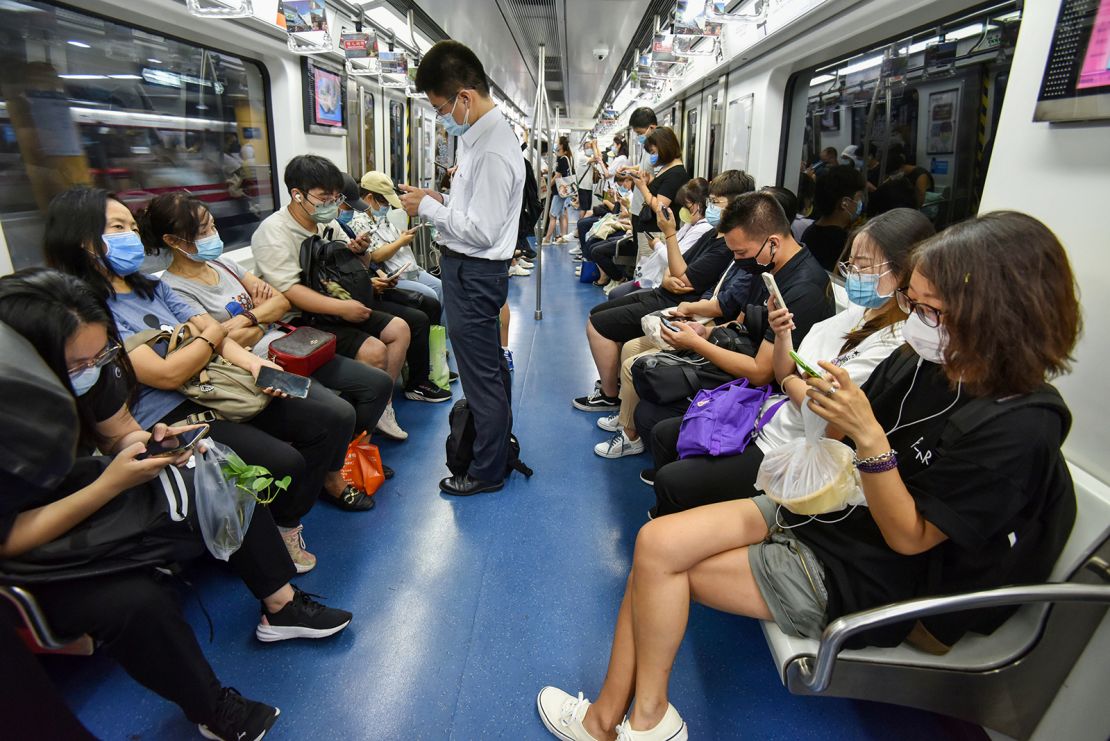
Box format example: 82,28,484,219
138,424,209,460
660,316,679,332
256,366,312,398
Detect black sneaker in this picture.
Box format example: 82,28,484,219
255,586,352,642
198,687,279,741
448,371,459,384
639,468,656,486
572,388,619,412
404,381,452,403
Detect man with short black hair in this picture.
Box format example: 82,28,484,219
251,154,414,439
633,190,835,440
626,107,658,219
400,40,524,496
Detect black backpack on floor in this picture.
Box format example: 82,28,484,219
445,399,533,480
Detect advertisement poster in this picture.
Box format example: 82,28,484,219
280,0,326,33
313,66,343,127
340,31,377,59
926,89,958,154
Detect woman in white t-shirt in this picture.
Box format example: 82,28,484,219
647,208,938,517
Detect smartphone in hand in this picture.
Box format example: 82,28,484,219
790,351,823,379
137,424,210,460
256,366,312,398
763,272,787,312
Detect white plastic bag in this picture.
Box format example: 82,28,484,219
756,405,864,516
634,239,669,288
193,439,257,561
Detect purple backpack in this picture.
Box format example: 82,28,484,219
676,378,788,459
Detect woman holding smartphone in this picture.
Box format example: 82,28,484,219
44,186,367,573
536,211,1079,741
0,269,354,740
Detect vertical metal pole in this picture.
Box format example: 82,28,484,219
533,43,552,321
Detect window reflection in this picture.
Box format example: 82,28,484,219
0,0,274,269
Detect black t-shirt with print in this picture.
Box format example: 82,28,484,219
800,223,848,272
637,165,689,233
783,355,1067,644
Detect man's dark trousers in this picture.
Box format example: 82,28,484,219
440,253,513,482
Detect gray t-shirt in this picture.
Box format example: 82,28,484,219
161,258,284,357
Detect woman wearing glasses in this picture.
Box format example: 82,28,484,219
646,208,934,516
0,269,354,741
537,211,1079,741
43,185,366,574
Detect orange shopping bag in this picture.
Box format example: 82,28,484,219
341,433,385,495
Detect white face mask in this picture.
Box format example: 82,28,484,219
901,312,949,364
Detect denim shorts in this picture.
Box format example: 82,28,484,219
748,495,830,639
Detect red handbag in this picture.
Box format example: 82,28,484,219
268,325,336,376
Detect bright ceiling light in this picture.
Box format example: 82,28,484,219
59,74,108,80
109,74,143,80
147,58,163,64
67,40,90,48
195,104,209,110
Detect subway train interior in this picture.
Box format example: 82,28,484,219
1,0,1108,739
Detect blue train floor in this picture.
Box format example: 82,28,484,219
44,239,986,740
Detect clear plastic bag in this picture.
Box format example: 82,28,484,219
193,439,257,561
756,404,864,516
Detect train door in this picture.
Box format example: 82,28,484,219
706,77,727,180
683,104,698,177
346,81,378,178
385,91,407,187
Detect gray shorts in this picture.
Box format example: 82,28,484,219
748,495,830,639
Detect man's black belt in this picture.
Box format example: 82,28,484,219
442,246,508,263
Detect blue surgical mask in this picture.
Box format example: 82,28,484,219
617,186,631,197
373,205,390,219
102,231,146,276
636,134,646,146
183,233,224,262
849,197,863,219
69,364,101,396
337,209,354,225
845,271,891,309
705,202,722,228
648,152,659,167
439,95,471,137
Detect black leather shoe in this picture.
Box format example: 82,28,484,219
383,464,395,480
322,485,375,511
439,474,503,497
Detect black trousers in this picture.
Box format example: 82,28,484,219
382,287,442,326
587,287,681,343
441,254,512,482
164,383,354,527
311,354,392,438
577,215,600,246
591,238,631,282
649,415,766,516
31,504,294,725
632,397,691,456
371,296,432,386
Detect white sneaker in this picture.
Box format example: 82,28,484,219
569,246,583,256
374,402,408,440
509,264,533,277
518,259,535,269
602,280,624,296
614,704,687,741
594,430,644,458
597,413,621,432
536,687,600,741
575,268,583,276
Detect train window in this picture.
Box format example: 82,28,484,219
0,0,275,269
684,107,698,176
783,3,1022,232
362,89,376,173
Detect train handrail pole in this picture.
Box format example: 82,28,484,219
531,43,554,321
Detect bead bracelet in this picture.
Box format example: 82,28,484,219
855,449,898,474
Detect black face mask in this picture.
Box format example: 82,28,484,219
742,237,776,274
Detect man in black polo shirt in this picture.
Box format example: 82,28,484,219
572,170,755,412
634,191,834,440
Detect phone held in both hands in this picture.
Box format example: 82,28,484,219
255,366,312,399
762,272,787,312
138,424,210,460
659,314,680,332
790,350,824,379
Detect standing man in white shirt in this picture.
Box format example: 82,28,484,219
399,41,525,496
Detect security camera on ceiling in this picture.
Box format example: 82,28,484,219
593,47,609,62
